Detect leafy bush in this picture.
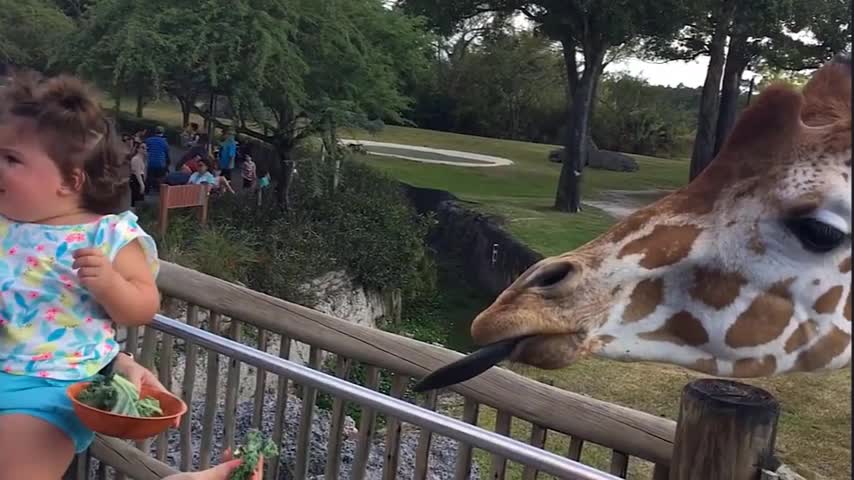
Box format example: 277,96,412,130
139,151,435,309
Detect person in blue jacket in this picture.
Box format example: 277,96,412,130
218,128,237,180
143,125,171,193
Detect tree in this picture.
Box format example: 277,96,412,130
55,0,177,115
647,0,849,180
208,0,432,208
0,0,74,73
401,0,690,213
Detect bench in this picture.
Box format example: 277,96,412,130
157,183,210,236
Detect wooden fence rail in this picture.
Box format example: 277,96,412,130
62,260,783,480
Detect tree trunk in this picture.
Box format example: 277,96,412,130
135,77,145,118
179,96,193,128
554,45,606,213
713,29,749,156
689,0,737,181
560,36,580,102
113,84,122,116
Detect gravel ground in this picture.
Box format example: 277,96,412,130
141,391,481,480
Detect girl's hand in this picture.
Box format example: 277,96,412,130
159,449,263,480
112,353,180,428
72,248,116,296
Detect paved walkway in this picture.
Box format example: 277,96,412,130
339,139,514,167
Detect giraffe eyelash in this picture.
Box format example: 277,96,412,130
811,209,850,235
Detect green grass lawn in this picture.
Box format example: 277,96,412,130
342,124,686,255
128,99,850,479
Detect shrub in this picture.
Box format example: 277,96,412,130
141,150,436,310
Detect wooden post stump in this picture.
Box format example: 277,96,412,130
670,379,780,480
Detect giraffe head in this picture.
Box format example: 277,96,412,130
471,54,852,378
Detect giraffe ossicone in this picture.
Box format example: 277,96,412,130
469,54,852,378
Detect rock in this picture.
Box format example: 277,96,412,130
587,149,639,172
547,148,639,172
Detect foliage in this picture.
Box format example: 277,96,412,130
0,0,74,72
138,151,434,308
592,72,699,157
77,373,163,417
230,429,278,480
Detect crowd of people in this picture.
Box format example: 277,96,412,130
122,123,268,208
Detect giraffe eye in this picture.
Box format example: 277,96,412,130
784,217,847,253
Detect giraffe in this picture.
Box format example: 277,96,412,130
468,54,852,378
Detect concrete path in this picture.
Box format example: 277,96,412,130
340,139,514,167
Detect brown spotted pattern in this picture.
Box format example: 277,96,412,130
733,355,777,377
839,257,851,273
814,285,844,314
617,224,702,270
689,358,719,375
784,320,819,353
794,326,851,372
689,267,747,309
844,292,851,322
638,311,709,346
725,279,795,348
622,278,664,323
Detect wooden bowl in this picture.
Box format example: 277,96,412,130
67,382,187,440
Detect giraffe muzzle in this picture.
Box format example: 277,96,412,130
412,335,532,392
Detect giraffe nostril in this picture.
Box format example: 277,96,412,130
530,261,575,288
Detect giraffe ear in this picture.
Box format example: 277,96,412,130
801,53,851,127
717,82,803,158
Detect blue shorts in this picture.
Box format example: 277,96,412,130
0,372,94,453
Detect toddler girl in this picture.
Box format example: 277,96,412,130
0,72,161,479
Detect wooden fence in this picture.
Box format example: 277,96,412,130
64,261,782,480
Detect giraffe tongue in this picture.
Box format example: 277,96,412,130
412,336,527,393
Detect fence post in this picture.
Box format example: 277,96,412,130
669,378,780,480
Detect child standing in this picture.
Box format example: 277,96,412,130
0,72,161,479
129,142,147,207
241,154,257,190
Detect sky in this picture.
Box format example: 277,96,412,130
607,56,713,88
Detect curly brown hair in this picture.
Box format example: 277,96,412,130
0,71,130,215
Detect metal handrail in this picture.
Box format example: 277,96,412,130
152,314,622,480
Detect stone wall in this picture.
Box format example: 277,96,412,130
400,183,544,297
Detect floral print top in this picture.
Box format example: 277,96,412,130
0,211,158,380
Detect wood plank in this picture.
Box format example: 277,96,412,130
652,463,670,480
96,462,108,480
223,319,242,453
156,304,175,463
138,325,157,370
382,373,409,480
125,325,139,357
180,304,200,471
521,424,548,480
324,355,353,480
489,410,513,480
351,366,381,480
252,328,268,430
609,450,629,478
199,312,221,470
89,435,178,480
135,325,158,455
567,437,584,461
157,261,676,465
294,346,322,480
453,397,480,480
413,390,439,480
267,335,292,480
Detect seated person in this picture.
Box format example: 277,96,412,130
180,154,205,174
188,161,217,186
